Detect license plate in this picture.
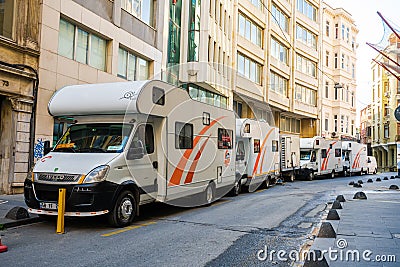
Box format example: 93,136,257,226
40,202,58,210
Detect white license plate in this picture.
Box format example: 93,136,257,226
40,202,58,210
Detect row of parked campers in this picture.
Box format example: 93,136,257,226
24,80,377,227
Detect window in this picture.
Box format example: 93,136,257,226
335,149,341,157
325,51,329,67
334,53,338,69
334,115,338,132
250,0,263,10
272,140,279,152
324,116,329,131
346,27,350,42
176,122,193,149
131,124,154,154
325,21,330,37
218,128,233,149
271,37,288,64
296,54,316,77
297,0,317,21
186,83,227,108
341,115,344,132
334,85,339,100
270,71,288,97
335,23,338,39
341,24,345,40
296,24,317,49
0,0,13,39
352,63,355,78
254,139,260,153
295,84,317,106
233,100,243,118
272,3,288,32
237,53,262,84
122,0,154,26
188,0,201,61
384,124,389,138
118,48,149,80
341,54,345,69
167,0,182,84
321,149,327,159
238,13,263,47
280,116,300,133
152,87,165,105
236,141,245,160
59,19,107,71
325,81,329,98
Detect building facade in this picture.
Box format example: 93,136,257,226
321,3,358,139
370,33,400,172
0,0,40,194
360,104,372,155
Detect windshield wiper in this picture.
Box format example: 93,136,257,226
78,147,107,153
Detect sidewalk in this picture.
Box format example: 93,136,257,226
0,193,41,229
307,173,400,267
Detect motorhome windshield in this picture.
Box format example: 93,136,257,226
53,123,132,153
300,151,311,160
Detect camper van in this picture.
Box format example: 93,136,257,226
24,80,236,226
280,134,300,182
299,137,343,180
366,156,378,174
342,141,368,176
235,119,279,192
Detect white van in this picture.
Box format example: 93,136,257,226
280,134,300,182
342,141,368,176
366,156,378,174
299,137,343,180
235,119,279,192
24,80,236,226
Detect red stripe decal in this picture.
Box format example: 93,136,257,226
184,136,211,184
168,116,226,186
352,148,363,169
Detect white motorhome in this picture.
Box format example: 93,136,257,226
299,137,343,180
342,141,368,176
235,119,279,192
24,80,236,226
280,134,300,182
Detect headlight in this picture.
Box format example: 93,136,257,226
83,165,109,184
26,167,35,181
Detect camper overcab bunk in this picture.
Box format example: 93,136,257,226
24,80,236,226
299,137,343,180
235,119,279,192
342,141,368,176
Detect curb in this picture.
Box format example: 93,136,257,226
0,216,42,229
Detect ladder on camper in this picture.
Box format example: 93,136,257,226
281,137,286,169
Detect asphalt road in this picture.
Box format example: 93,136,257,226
0,173,396,267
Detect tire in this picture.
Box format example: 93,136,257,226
108,190,137,227
204,183,215,205
330,171,335,179
261,177,270,189
343,169,348,177
229,180,241,196
306,171,314,181
374,168,377,174
285,172,295,182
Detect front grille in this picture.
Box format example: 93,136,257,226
36,173,81,183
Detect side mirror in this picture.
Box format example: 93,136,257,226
127,140,144,160
43,140,52,155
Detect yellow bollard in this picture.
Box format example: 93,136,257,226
56,188,66,234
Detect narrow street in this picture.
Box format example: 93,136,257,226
1,173,398,267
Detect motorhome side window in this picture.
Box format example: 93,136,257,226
130,124,154,154
254,139,260,153
176,122,193,149
152,87,165,105
321,149,327,159
218,128,233,149
335,149,341,157
236,141,245,160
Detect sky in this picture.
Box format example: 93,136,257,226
323,0,400,123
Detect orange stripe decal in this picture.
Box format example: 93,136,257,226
322,141,337,171
168,116,226,186
252,128,275,176
352,148,363,169
184,135,211,184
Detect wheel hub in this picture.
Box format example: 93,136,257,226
119,198,133,220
